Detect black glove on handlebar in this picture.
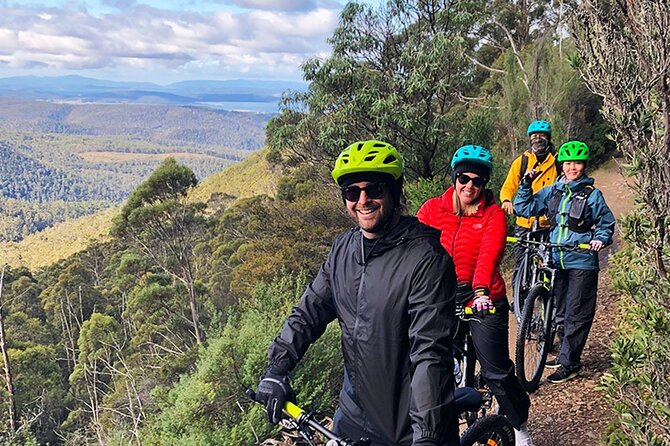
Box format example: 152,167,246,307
256,372,296,424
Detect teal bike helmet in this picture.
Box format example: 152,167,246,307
527,120,552,137
451,145,493,183
451,145,493,170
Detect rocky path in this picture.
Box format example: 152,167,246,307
524,267,618,445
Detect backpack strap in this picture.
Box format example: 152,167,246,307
519,153,529,181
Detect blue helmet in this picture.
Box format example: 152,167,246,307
451,145,493,170
527,120,552,136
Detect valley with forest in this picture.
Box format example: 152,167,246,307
0,1,668,446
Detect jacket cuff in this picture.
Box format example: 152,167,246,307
267,357,293,375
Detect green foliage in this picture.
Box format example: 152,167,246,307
115,157,198,229
7,345,67,444
269,0,486,180
144,272,343,446
0,99,266,242
404,178,447,215
602,240,670,445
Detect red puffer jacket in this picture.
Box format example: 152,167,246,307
417,186,507,302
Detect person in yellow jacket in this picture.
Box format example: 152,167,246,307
500,120,558,314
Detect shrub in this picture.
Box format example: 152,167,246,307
602,241,670,445
143,271,343,446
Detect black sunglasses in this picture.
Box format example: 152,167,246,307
341,183,386,202
456,173,487,188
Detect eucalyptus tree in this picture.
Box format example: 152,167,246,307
268,0,487,180
112,158,209,344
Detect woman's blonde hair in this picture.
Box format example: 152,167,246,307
453,190,481,216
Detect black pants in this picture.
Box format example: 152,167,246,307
468,300,530,429
554,268,599,370
511,226,550,299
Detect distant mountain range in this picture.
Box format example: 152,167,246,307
0,75,308,113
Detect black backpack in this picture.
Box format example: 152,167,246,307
547,184,595,233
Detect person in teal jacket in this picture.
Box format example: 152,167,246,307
513,141,615,383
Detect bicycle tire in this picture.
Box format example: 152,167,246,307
512,250,539,324
511,253,529,323
515,284,552,393
459,414,515,446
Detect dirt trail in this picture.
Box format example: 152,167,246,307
517,159,632,445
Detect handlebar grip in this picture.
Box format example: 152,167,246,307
284,401,305,420
506,236,518,243
578,243,590,250
464,306,496,315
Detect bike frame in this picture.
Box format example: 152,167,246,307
453,306,497,425
509,237,589,392
510,221,548,323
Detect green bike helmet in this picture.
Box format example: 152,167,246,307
557,140,590,162
527,120,552,137
332,140,404,186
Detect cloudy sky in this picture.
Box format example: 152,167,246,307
0,0,379,85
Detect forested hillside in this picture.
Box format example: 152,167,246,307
0,149,280,270
0,100,270,241
0,1,667,445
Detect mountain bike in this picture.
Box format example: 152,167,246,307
453,306,515,446
246,363,515,446
507,236,590,393
510,221,548,324
453,305,498,425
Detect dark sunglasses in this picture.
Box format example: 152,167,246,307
456,173,487,188
341,183,386,202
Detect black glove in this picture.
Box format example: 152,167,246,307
520,168,537,186
471,288,493,317
255,372,295,424
455,282,474,306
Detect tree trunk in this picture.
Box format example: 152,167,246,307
183,262,202,344
0,266,17,433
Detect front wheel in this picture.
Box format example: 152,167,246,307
460,414,515,446
515,284,552,393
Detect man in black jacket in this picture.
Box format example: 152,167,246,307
255,140,459,445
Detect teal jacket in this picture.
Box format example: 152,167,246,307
513,175,615,270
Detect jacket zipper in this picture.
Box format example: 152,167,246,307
351,234,367,425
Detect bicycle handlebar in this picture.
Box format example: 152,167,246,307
506,236,590,251
245,388,370,446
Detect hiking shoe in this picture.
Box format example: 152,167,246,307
547,365,580,383
545,358,561,369
514,422,534,446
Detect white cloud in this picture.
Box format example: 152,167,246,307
0,2,344,81
229,0,318,12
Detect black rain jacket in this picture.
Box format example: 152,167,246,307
267,216,459,445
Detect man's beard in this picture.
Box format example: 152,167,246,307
532,139,550,155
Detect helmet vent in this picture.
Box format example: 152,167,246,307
356,143,364,151
384,155,397,164
364,155,376,161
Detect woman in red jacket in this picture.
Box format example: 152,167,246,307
417,145,533,446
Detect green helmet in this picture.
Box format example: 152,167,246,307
557,140,590,162
332,140,404,185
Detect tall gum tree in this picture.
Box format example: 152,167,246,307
112,158,208,344
268,0,486,180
